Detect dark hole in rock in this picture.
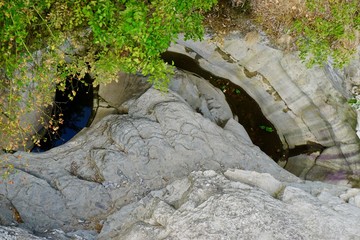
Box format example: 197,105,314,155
287,142,325,158
31,74,94,152
162,51,289,162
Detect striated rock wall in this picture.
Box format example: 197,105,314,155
168,32,360,184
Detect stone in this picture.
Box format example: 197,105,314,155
0,226,97,240
0,226,47,240
340,188,360,208
98,72,151,110
340,188,360,202
169,69,233,127
168,33,360,184
285,153,318,178
231,0,244,7
98,170,360,240
1,31,360,239
92,72,151,126
353,194,360,208
0,84,296,234
224,169,284,196
224,118,252,143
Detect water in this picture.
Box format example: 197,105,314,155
30,53,322,159
31,75,93,152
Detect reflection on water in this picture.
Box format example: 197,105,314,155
31,75,93,152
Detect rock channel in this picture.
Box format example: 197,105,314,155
168,32,360,184
0,35,360,239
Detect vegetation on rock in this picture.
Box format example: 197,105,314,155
0,0,216,151
1,0,360,177
0,0,217,177
251,0,360,68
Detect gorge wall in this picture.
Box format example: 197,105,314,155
168,32,360,184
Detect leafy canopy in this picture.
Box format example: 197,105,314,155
252,0,360,68
1,0,217,89
0,0,217,153
292,0,360,68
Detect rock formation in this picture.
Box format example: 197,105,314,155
99,169,360,240
0,37,360,239
168,32,360,184
0,70,296,238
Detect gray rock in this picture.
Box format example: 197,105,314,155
224,169,284,197
169,69,233,127
0,226,97,240
285,153,318,178
224,118,252,143
0,68,359,239
0,226,46,240
0,85,295,234
1,33,359,238
91,72,151,126
98,170,360,240
98,72,151,110
169,33,360,184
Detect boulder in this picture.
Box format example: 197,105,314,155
91,72,151,126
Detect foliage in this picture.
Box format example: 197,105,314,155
251,0,307,39
251,0,360,68
347,98,360,111
0,0,217,154
259,125,274,133
292,0,360,68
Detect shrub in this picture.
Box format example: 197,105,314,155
293,0,360,68
0,0,217,176
252,0,360,68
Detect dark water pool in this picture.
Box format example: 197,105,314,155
30,51,321,160
31,75,93,152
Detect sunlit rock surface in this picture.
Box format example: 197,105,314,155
169,32,360,183
1,36,360,239
0,77,295,236
99,170,360,240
